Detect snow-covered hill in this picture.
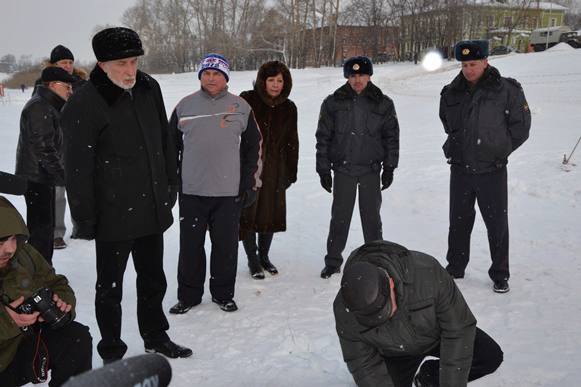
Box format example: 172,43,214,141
1,47,580,386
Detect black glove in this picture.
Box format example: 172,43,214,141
240,189,257,208
168,185,178,208
319,173,332,193
381,168,394,191
74,220,96,241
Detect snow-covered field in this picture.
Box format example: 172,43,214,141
1,46,580,386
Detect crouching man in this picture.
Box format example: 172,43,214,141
334,240,503,387
0,196,92,387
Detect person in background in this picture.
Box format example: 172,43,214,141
239,61,298,279
334,240,503,387
15,67,74,265
315,56,400,279
439,40,531,293
61,27,191,363
169,53,262,314
34,44,87,249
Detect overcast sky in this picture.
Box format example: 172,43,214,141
1,0,136,64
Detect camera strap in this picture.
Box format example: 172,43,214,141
30,326,49,383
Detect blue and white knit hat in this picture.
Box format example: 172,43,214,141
198,53,230,82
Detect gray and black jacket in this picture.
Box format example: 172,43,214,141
440,65,531,174
316,82,399,177
334,241,477,387
170,87,262,197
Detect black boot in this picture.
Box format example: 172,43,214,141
243,234,265,279
248,255,265,279
258,232,278,275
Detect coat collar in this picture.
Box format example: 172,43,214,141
89,64,153,106
333,81,384,102
200,86,229,100
35,85,66,111
450,65,502,92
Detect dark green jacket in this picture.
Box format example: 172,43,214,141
333,241,476,387
0,197,76,372
316,82,399,177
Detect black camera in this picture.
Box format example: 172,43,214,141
17,288,71,329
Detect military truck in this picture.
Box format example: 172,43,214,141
530,26,581,51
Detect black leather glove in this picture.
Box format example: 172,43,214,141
381,168,394,191
74,220,96,241
240,189,257,209
319,173,332,193
168,185,178,208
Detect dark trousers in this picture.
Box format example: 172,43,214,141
446,166,509,281
242,232,274,259
24,181,55,264
325,171,382,268
385,328,503,387
0,322,92,387
177,194,242,304
95,233,170,360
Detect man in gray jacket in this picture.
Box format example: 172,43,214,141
334,241,503,387
316,56,399,279
169,54,262,314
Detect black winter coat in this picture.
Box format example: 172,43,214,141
334,241,477,387
15,86,65,185
440,66,531,174
239,67,298,239
61,65,178,241
316,82,399,177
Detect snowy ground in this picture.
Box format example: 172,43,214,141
1,47,580,386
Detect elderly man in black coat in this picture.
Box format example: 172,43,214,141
15,67,75,265
440,40,531,293
334,241,503,387
61,27,191,362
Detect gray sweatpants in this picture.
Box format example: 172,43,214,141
324,171,383,268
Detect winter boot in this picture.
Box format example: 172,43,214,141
258,232,277,275
248,255,265,280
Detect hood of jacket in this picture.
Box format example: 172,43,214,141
0,196,29,241
254,61,293,106
90,64,154,106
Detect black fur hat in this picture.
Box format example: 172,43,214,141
343,56,373,78
92,27,144,62
454,40,489,61
50,45,74,64
41,67,77,83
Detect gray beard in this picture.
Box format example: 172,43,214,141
107,75,136,90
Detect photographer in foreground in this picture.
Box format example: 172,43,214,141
0,196,92,387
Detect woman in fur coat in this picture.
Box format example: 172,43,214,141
240,61,299,279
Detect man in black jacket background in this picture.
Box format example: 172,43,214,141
439,40,531,293
61,27,191,363
316,56,399,279
334,241,503,387
15,67,74,265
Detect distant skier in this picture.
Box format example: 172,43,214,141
439,40,531,293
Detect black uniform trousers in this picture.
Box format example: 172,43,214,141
384,327,503,387
177,194,242,304
325,171,382,268
24,181,55,265
94,233,170,361
0,321,92,387
446,166,509,281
